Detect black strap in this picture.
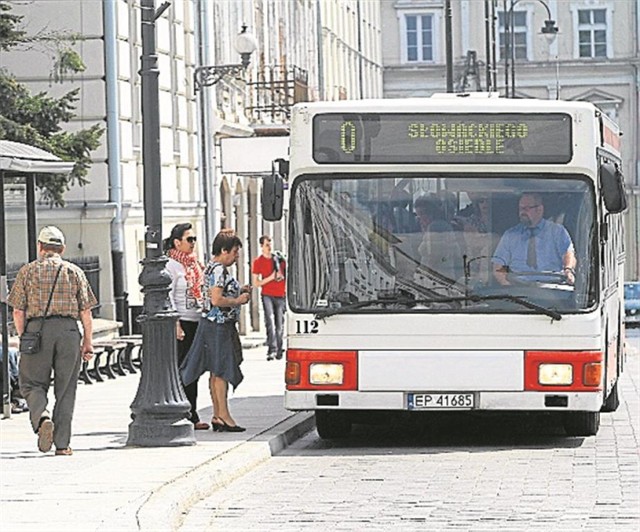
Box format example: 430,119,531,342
33,264,64,332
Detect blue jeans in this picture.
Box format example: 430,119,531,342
262,295,285,356
0,345,19,382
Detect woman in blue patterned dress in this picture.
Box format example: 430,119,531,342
180,231,251,432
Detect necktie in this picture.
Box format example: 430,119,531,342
527,228,537,269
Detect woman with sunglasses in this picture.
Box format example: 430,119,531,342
163,223,209,430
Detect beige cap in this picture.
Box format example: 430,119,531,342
38,226,65,246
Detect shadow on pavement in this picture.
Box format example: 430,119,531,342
292,411,586,456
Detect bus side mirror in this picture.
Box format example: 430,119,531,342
262,161,286,221
600,162,628,214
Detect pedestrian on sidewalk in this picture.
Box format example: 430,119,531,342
251,235,286,361
180,230,251,432
164,223,209,431
7,226,97,456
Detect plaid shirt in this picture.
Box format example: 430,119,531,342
7,253,97,320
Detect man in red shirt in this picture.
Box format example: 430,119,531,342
251,236,286,360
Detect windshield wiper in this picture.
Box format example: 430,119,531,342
315,294,416,319
315,293,561,321
463,294,562,321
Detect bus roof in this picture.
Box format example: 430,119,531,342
290,94,623,171
294,94,602,116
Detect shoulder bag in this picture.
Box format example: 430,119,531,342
19,264,63,355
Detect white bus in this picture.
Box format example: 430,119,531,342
263,94,628,439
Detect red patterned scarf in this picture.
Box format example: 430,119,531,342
168,248,204,301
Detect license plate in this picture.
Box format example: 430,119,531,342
408,393,474,410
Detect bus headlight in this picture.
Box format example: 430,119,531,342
309,363,344,385
538,364,573,386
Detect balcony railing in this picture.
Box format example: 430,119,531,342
247,64,309,122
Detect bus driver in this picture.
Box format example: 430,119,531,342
492,193,577,286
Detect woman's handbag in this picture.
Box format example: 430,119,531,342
19,265,63,355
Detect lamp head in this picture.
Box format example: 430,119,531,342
541,19,559,45
235,24,258,68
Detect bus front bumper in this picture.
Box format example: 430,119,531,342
284,390,603,412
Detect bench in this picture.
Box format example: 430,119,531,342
116,335,143,374
79,345,106,385
78,335,143,384
91,340,129,380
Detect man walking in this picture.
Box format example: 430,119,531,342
252,236,286,361
7,226,97,455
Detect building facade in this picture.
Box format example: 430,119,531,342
205,0,383,332
381,0,639,279
2,0,203,321
1,0,384,333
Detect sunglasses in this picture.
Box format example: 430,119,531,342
184,236,197,243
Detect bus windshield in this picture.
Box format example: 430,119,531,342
289,175,597,315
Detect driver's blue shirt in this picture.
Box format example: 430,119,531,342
492,218,574,274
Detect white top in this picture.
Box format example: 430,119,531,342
166,258,202,322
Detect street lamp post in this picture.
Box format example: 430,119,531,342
127,0,195,447
194,25,258,91
505,0,558,98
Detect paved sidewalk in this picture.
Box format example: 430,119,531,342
0,339,314,532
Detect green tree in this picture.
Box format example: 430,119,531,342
0,0,103,206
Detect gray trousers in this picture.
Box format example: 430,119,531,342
19,317,81,450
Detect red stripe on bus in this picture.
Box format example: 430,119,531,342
603,126,621,151
286,349,358,391
524,350,603,391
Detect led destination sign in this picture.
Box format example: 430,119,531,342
312,113,572,164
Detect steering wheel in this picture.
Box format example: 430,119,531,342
508,271,569,286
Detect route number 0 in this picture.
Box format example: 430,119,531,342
340,121,356,154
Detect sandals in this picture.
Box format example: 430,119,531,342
55,448,73,456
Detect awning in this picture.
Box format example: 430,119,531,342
0,140,76,174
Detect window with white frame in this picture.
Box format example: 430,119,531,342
498,10,527,60
404,14,434,62
577,8,607,58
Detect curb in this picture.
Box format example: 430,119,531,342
134,411,315,531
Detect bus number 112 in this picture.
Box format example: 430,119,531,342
296,320,319,334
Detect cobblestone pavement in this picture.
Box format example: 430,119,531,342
181,335,639,532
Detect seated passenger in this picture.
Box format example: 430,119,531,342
457,192,491,233
414,194,462,281
492,193,576,286
456,193,495,284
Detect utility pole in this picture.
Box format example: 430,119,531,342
484,0,493,91
503,0,510,97
127,0,195,447
445,0,454,92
